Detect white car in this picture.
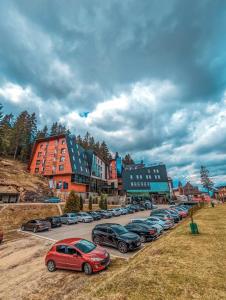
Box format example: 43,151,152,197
131,218,164,235
76,212,94,223
60,213,79,225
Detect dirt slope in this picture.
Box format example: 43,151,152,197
0,157,52,202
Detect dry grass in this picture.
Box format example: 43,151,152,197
1,204,226,300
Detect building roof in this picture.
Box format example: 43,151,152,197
0,185,19,194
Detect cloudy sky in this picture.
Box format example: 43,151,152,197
0,0,226,185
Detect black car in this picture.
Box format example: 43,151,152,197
125,223,158,243
87,211,102,220
45,216,62,228
21,219,50,233
92,223,141,253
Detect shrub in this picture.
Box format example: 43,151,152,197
99,194,105,210
103,195,108,210
79,194,83,211
89,195,93,211
64,191,80,213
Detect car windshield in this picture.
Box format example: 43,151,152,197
111,225,128,235
75,240,96,253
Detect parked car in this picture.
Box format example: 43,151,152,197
147,216,173,230
137,205,145,211
125,223,158,242
171,207,188,218
163,209,181,222
144,201,152,209
151,209,177,223
76,212,94,223
21,219,50,233
130,219,164,235
108,209,120,217
44,197,61,203
125,206,135,214
119,208,127,215
92,223,141,253
130,205,140,212
60,213,79,225
87,211,102,220
45,238,110,275
45,216,62,228
151,213,175,224
0,230,3,244
98,210,112,219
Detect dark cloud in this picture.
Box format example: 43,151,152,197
0,0,226,183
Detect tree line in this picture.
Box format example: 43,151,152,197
0,104,134,164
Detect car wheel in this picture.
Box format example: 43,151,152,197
33,227,37,233
118,241,128,253
67,221,70,225
93,236,101,245
140,235,146,243
83,263,93,275
47,260,56,272
82,219,85,223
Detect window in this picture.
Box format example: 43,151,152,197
71,148,74,153
148,169,151,174
59,165,64,171
80,166,83,171
35,168,39,173
134,182,137,186
60,156,65,162
137,182,140,186
156,169,159,173
130,175,133,179
136,175,139,179
40,144,43,149
36,160,41,166
56,181,62,189
79,158,81,164
131,182,134,187
61,148,66,154
52,166,56,172
70,140,73,145
56,245,67,254
67,247,79,255
63,182,68,190
62,139,66,145
140,175,142,179
37,152,42,157
141,182,143,186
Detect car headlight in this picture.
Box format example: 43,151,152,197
90,257,102,262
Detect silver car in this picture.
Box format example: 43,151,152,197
76,212,94,223
147,216,173,230
60,213,79,225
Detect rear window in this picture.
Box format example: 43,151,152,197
111,225,128,235
75,240,96,253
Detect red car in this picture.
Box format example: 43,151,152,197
45,238,110,275
0,230,3,244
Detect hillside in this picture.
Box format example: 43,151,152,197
0,157,52,202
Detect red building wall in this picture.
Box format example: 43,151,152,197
109,160,117,179
29,135,87,193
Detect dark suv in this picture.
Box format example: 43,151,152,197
45,216,62,228
92,223,141,253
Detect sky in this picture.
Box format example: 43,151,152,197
0,0,226,186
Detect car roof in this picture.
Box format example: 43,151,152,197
55,238,82,245
95,223,121,227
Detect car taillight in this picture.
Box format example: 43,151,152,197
149,229,156,234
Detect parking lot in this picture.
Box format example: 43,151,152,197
20,209,158,258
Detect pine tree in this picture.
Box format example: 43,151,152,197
200,166,214,195
36,125,48,139
64,191,80,213
88,195,93,211
0,112,14,155
123,153,134,165
79,194,83,211
103,195,108,210
99,194,105,210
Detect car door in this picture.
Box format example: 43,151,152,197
66,246,83,270
55,245,68,268
28,220,36,231
106,228,118,247
98,227,109,245
61,214,67,223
